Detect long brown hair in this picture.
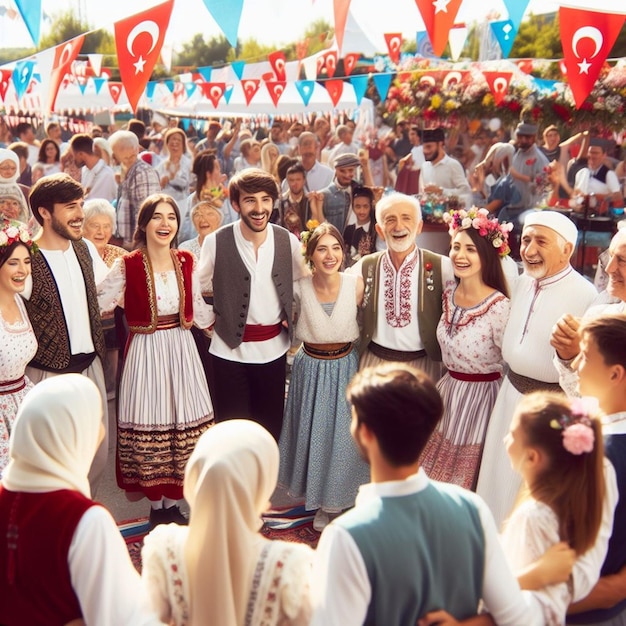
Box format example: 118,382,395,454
133,193,180,249
515,392,605,555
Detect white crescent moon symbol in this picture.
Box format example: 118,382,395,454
112,86,119,96
390,37,401,52
127,20,159,57
210,86,222,100
494,77,508,92
274,85,284,96
443,71,462,87
572,26,603,59
59,43,73,67
420,76,436,86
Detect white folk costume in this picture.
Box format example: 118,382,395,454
476,264,597,527
141,420,313,626
0,375,161,626
97,248,213,500
351,247,454,381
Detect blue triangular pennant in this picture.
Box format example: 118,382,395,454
181,118,190,131
224,84,233,103
201,0,243,47
197,66,212,82
14,0,41,45
295,80,315,106
502,0,530,29
93,77,106,95
372,74,392,102
184,83,197,98
416,31,436,59
490,19,519,59
12,60,35,101
163,80,174,93
532,77,558,94
145,81,158,100
231,60,245,80
78,80,87,95
349,75,368,105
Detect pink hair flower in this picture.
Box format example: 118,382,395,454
562,423,595,455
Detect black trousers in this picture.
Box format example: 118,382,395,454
209,353,286,441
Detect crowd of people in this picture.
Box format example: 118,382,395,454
0,110,625,625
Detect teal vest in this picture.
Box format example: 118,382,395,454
359,249,444,360
338,482,485,626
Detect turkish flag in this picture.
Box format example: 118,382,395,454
441,70,468,88
0,69,11,101
268,51,287,81
266,81,286,107
200,82,225,108
325,79,344,106
384,33,403,65
48,35,85,111
559,6,625,108
414,0,463,57
343,53,359,76
482,71,512,105
317,51,338,78
114,0,174,112
108,82,124,104
241,78,260,105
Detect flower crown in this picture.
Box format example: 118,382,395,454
300,219,320,255
549,397,597,455
442,207,513,257
0,220,38,254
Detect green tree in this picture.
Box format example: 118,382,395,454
227,38,274,64
510,12,561,60
175,33,233,69
38,10,112,55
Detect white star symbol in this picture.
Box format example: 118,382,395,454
577,58,591,74
133,55,147,74
433,0,451,13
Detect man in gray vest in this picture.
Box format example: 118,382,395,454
198,168,308,440
310,363,543,625
348,192,454,382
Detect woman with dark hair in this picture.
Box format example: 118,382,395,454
0,220,37,472
97,193,214,526
36,138,62,176
278,222,369,532
420,208,513,490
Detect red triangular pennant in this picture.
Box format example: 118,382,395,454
384,33,403,65
241,78,260,105
559,6,625,108
0,69,11,101
49,35,85,111
266,81,286,107
108,82,124,104
268,50,287,81
114,0,174,112
343,53,359,76
482,71,512,105
200,82,226,107
414,0,463,57
317,50,338,78
325,79,344,106
441,69,468,88
333,0,351,52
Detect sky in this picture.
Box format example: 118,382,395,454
0,0,621,52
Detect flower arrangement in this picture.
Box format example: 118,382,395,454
0,220,38,254
442,207,513,257
300,219,320,257
549,396,598,455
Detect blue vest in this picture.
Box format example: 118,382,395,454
568,433,626,624
337,481,485,625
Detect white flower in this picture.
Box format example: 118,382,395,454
493,237,503,248
461,217,472,229
5,226,18,239
19,229,30,243
0,232,7,246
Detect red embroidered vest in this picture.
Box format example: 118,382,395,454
0,488,96,626
123,248,194,333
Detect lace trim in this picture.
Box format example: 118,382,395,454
443,287,507,336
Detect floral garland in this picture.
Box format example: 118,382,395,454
0,220,38,254
442,207,513,257
300,219,320,259
549,396,598,455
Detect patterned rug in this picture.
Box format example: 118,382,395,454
121,505,319,572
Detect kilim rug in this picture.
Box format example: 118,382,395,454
121,505,319,573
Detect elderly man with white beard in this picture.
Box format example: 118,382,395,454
348,192,454,382
476,211,597,527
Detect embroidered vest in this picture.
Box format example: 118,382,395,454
0,488,96,626
123,248,194,333
212,224,293,349
25,240,105,371
359,249,443,360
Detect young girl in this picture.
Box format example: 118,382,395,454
278,223,369,531
501,392,605,626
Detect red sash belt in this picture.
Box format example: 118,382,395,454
0,376,26,395
156,314,181,331
448,370,501,382
242,323,283,342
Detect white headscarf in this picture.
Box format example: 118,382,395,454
183,420,279,626
0,149,20,184
2,374,103,498
0,148,31,224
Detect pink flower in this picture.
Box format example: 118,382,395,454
562,423,595,455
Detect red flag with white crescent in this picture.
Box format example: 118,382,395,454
325,79,344,106
108,82,124,104
114,0,174,112
200,82,225,108
266,81,286,107
49,35,85,111
343,53,359,76
482,71,512,105
318,51,338,78
559,6,625,108
268,51,287,81
414,0,463,57
0,69,11,101
242,79,260,105
384,33,403,65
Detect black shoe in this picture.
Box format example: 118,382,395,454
149,507,171,529
165,505,189,525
